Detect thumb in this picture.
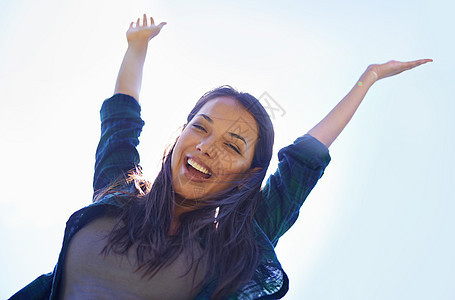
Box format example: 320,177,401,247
158,22,167,30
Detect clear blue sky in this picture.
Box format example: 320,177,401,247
1,0,453,299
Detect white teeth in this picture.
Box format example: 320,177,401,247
188,158,211,175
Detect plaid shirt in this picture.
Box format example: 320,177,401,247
10,94,330,300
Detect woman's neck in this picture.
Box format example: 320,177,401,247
169,195,199,235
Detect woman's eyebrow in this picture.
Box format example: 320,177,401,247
229,132,247,146
198,114,213,123
197,114,248,146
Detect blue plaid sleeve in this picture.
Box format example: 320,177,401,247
8,272,53,300
93,93,144,199
256,134,331,246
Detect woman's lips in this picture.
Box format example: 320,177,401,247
183,157,213,182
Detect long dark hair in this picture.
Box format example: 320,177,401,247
99,85,275,299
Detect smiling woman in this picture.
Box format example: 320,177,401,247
171,96,260,202
9,13,432,300
93,86,278,299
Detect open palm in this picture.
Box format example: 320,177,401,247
369,59,433,81
127,14,166,44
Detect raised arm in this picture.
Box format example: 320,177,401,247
93,14,165,200
307,59,433,148
114,14,166,101
256,58,432,244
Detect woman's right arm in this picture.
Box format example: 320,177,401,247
92,14,166,200
92,94,145,199
114,14,166,102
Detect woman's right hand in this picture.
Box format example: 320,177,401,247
126,13,166,45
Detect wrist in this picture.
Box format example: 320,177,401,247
357,68,378,88
365,65,379,81
127,39,149,52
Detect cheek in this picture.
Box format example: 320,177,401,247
171,138,184,171
216,157,250,179
170,132,197,171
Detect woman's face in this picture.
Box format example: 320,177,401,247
171,96,259,200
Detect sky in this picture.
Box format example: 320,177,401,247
0,0,454,299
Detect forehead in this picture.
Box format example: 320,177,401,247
196,96,258,141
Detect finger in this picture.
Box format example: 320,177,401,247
417,58,433,63
414,58,433,63
405,58,433,66
136,18,140,27
158,22,167,29
143,14,147,26
415,59,433,67
129,21,134,29
150,16,155,25
403,59,431,70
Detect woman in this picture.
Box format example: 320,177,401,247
11,14,431,300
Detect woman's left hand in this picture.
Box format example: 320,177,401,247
367,58,433,81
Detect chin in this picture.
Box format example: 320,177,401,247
174,185,209,201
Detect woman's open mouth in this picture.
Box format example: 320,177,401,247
186,158,212,179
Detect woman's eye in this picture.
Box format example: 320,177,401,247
226,143,241,154
192,124,207,132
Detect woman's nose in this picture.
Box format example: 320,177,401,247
197,138,218,158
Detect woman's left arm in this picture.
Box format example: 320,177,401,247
307,59,433,148
256,59,432,244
